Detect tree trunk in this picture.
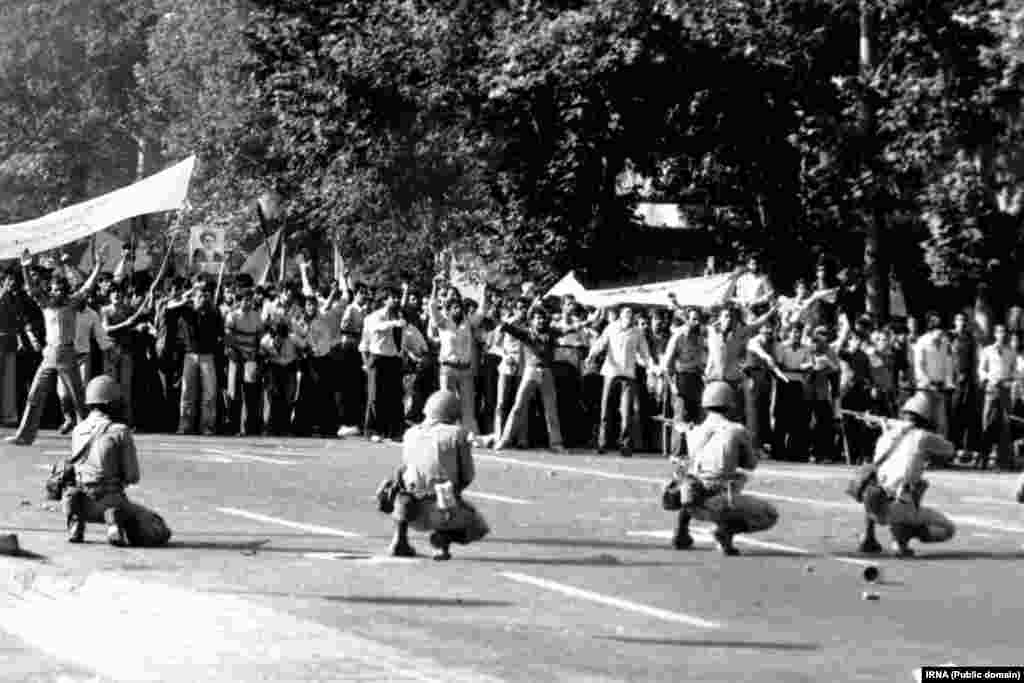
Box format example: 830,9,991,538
860,0,889,319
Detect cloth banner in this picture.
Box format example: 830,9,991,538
240,229,282,282
0,156,196,260
545,270,740,309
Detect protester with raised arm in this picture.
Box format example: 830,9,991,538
7,244,107,445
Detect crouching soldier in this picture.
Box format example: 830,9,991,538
63,375,172,547
858,394,955,556
669,381,778,555
389,390,489,560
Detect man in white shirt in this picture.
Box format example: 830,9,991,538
428,275,485,436
772,322,812,461
586,306,654,458
913,312,954,439
978,323,1016,469
360,287,407,441
732,255,774,323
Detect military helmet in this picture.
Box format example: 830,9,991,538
424,390,461,424
900,393,934,424
701,381,735,410
85,375,120,406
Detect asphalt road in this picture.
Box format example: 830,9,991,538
0,431,1021,682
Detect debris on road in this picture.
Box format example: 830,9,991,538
862,565,880,583
19,499,31,506
862,591,880,601
0,533,21,556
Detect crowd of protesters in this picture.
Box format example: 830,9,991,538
0,245,1020,470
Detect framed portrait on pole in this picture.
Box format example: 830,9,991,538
189,226,226,274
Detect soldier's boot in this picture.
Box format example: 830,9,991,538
889,524,915,557
671,511,694,550
388,522,416,558
858,518,883,555
712,523,740,556
65,491,85,544
104,508,128,548
429,531,452,561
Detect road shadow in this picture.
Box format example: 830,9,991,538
199,588,512,608
595,636,822,652
457,555,685,567
325,596,514,608
165,540,271,551
898,550,1024,561
485,537,674,552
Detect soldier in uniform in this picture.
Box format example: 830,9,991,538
858,393,956,556
389,390,489,560
63,375,172,547
670,381,779,555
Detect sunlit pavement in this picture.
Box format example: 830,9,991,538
0,431,1020,682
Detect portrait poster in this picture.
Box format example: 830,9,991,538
189,226,226,274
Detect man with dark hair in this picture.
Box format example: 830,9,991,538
361,286,407,441
913,311,953,439
494,305,576,453
176,283,223,435
337,282,369,436
7,246,107,445
978,322,1015,470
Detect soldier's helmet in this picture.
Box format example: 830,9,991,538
900,393,934,425
701,381,735,410
424,390,461,424
85,375,121,407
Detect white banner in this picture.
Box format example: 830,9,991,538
546,270,741,309
0,156,196,260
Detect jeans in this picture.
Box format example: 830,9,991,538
950,380,980,452
772,379,809,461
105,346,134,426
227,358,263,436
58,352,92,424
981,384,1012,466
180,353,217,434
364,355,405,439
0,351,17,424
493,372,525,444
15,345,84,443
498,366,562,448
598,376,636,451
743,369,773,450
439,364,480,435
263,363,296,435
552,361,582,447
670,371,703,457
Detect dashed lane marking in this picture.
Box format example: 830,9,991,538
627,529,879,567
203,449,296,465
464,491,533,505
500,572,721,629
960,496,1018,506
216,507,363,538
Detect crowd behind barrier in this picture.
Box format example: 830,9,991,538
0,250,1020,470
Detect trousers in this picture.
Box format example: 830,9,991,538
15,345,85,443
180,353,218,434
439,364,480,435
498,367,563,448
63,488,172,547
689,492,779,534
598,376,636,451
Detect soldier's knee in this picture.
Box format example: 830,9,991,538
918,520,955,543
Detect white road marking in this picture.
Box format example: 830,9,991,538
42,450,65,456
477,453,660,483
960,496,1017,506
216,507,363,538
947,515,1024,534
35,464,52,471
204,449,296,465
601,497,654,504
464,491,532,505
0,572,495,683
627,529,879,567
501,572,721,629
